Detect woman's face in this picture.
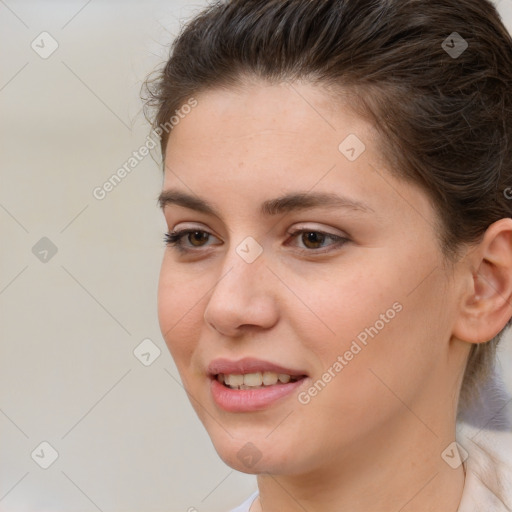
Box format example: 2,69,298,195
158,81,466,475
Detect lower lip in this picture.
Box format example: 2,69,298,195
210,377,307,412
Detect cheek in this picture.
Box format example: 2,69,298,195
157,257,205,370
294,248,446,367
291,264,398,357
301,260,452,417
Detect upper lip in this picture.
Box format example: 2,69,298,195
207,357,308,377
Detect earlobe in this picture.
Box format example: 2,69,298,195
453,218,512,344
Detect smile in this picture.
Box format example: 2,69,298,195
207,358,309,412
217,371,303,389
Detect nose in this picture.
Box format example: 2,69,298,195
203,249,279,337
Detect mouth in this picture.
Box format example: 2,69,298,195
215,371,306,390
207,358,309,412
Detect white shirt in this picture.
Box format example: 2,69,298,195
229,424,512,512
456,422,512,511
229,490,259,512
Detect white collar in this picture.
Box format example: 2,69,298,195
456,422,512,511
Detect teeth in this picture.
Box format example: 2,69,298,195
224,374,244,387
243,372,263,386
218,371,300,389
262,371,278,385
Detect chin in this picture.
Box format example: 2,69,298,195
217,445,288,475
205,425,306,475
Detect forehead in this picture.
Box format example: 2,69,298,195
161,82,437,236
164,82,379,183
171,82,373,146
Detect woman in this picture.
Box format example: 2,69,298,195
143,0,512,510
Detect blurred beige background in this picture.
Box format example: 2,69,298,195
0,1,511,511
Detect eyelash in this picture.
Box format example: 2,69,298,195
163,228,349,255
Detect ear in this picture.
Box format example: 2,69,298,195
453,218,512,344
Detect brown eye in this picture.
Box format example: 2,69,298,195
301,231,326,249
287,228,350,254
188,231,210,246
164,229,219,252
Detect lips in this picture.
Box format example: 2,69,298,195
207,357,309,412
207,357,308,378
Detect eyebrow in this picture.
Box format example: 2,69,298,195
158,189,374,218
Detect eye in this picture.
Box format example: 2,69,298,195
164,229,219,252
286,228,349,253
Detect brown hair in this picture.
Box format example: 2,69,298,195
142,0,512,413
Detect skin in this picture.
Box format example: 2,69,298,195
157,81,512,512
